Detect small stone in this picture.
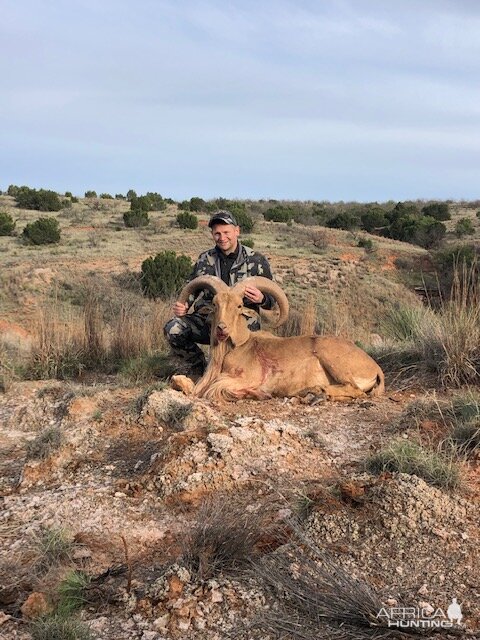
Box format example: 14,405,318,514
386,598,397,606
419,601,434,616
142,631,160,640
0,612,11,626
461,532,469,540
153,614,170,630
178,618,191,631
395,566,403,576
417,584,429,596
114,491,127,498
211,589,223,603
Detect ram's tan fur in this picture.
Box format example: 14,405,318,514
171,276,384,402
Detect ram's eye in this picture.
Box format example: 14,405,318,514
238,304,242,309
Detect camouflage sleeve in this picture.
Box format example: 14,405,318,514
185,254,214,310
256,254,275,310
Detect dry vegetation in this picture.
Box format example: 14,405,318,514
0,192,479,639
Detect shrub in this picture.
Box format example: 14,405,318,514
126,189,137,200
26,426,62,460
0,211,15,235
177,211,198,229
422,202,450,221
16,188,63,212
264,205,295,222
141,251,192,299
130,193,166,213
99,193,113,199
242,238,255,249
123,209,149,227
23,217,61,244
179,199,190,211
326,211,360,231
365,440,460,488
234,209,254,233
7,184,21,196
390,214,446,248
360,206,387,232
189,196,206,211
477,210,480,219
145,192,167,211
64,191,73,198
115,193,126,199
84,190,97,198
455,217,475,237
357,237,374,252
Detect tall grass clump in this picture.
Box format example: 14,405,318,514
253,531,390,640
365,439,460,489
375,261,480,389
26,286,173,380
27,306,88,379
181,495,273,580
34,527,75,572
416,261,480,387
29,615,93,640
57,570,91,615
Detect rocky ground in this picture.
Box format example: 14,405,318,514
0,381,478,639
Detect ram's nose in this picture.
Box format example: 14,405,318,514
216,322,229,341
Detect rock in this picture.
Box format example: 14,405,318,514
21,592,52,618
207,433,233,456
153,614,170,630
417,583,429,596
419,601,434,616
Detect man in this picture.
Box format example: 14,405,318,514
164,210,275,375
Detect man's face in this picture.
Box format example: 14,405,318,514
211,223,240,254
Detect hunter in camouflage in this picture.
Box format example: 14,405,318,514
164,210,275,375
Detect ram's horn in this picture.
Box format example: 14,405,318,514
231,276,289,327
177,275,229,304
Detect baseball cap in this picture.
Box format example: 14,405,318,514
208,210,238,228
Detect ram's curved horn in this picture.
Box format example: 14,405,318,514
231,276,289,327
177,275,229,304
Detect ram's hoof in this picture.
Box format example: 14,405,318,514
171,375,195,395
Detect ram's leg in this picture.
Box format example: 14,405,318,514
199,374,270,402
171,374,196,395
323,383,366,401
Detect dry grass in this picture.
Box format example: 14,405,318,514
180,494,281,580
26,426,62,460
251,531,406,640
25,287,172,380
372,262,480,389
277,295,320,337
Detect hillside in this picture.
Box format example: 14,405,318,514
0,193,479,639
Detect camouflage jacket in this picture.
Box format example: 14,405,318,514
187,243,275,314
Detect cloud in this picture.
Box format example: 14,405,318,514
1,0,479,199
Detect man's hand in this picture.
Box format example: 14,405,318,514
243,286,265,305
173,301,189,317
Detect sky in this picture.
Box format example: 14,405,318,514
1,0,480,202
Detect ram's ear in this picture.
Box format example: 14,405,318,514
241,308,258,320
198,303,214,316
